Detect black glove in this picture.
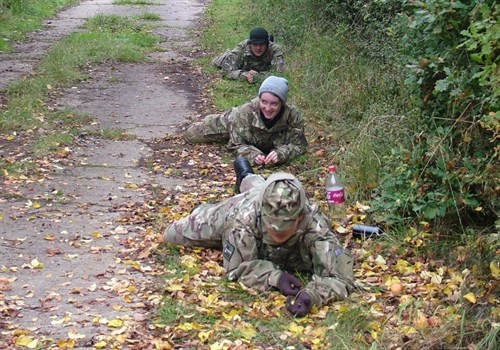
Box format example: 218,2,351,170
277,272,302,296
286,291,312,317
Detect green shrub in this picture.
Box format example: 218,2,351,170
372,0,499,226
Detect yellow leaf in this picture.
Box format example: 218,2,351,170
30,259,43,269
490,261,500,278
107,319,124,327
222,309,240,321
93,341,107,348
32,201,41,209
15,336,34,346
198,330,213,343
177,322,195,331
68,329,86,340
92,231,101,238
115,334,126,344
463,292,476,304
210,343,224,350
154,340,172,349
239,324,257,340
288,322,304,335
56,338,75,348
335,225,349,234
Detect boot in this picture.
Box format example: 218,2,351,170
233,156,254,194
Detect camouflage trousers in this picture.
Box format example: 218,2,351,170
163,174,264,248
183,108,235,144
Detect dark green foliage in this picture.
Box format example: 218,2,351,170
372,1,499,226
292,1,498,227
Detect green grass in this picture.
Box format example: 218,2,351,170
32,132,74,156
199,0,409,196
0,0,78,52
0,13,161,161
0,159,38,178
134,12,162,21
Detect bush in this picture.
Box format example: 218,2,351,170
372,0,499,226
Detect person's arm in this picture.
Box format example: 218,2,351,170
226,102,265,164
301,209,356,308
220,41,250,81
273,106,308,164
270,42,285,73
250,42,286,83
222,217,282,291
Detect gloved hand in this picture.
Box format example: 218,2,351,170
277,272,302,296
286,291,312,317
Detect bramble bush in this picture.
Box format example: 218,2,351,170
310,1,498,226
372,0,498,228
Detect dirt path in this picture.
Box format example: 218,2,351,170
0,0,207,348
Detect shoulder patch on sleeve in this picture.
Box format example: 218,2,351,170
223,241,235,261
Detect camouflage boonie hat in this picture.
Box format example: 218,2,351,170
260,173,306,231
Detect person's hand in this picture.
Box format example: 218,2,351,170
264,151,278,165
277,272,302,296
243,70,258,83
255,154,266,166
286,291,312,317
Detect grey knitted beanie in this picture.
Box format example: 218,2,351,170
258,76,288,103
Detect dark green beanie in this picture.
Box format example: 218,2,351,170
248,27,269,44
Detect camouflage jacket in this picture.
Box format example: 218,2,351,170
217,40,285,81
219,175,356,308
227,98,308,164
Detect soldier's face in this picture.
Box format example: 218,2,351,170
250,42,268,57
259,93,282,120
265,216,302,244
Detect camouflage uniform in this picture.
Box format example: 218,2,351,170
183,98,308,165
212,40,285,82
164,173,355,309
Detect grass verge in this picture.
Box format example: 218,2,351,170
0,0,78,52
0,13,161,174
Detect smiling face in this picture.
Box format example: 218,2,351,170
259,92,283,120
250,42,268,57
265,215,303,244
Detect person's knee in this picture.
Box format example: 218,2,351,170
183,124,203,144
163,222,194,247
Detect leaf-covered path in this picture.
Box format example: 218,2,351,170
0,0,207,348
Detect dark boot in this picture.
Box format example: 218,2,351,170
233,156,254,194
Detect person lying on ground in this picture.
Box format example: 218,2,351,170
163,157,355,317
183,76,308,167
212,27,285,84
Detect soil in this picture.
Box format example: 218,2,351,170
0,0,212,348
